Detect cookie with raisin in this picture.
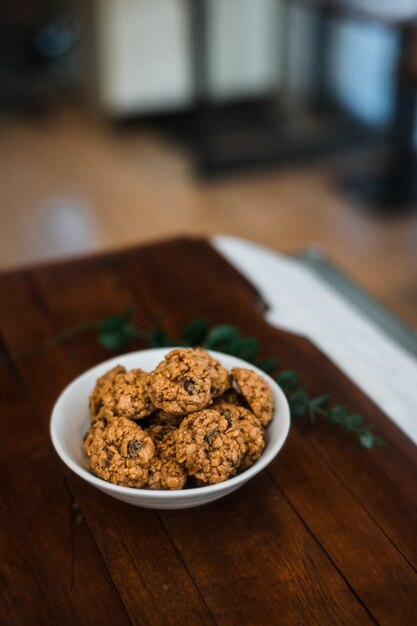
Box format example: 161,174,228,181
84,417,155,488
217,403,265,470
176,409,246,484
193,348,231,397
231,367,274,427
90,367,154,421
149,348,212,415
145,424,186,490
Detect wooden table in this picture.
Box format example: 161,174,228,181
1,237,416,625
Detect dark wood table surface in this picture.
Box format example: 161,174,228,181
1,237,416,626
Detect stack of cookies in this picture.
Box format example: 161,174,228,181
83,348,274,490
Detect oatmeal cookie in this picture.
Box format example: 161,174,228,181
84,417,155,488
149,348,212,415
176,409,246,484
146,423,178,454
89,365,126,418
217,403,265,470
193,348,231,397
231,367,274,427
91,368,154,421
145,424,187,490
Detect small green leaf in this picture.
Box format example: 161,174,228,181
99,315,125,333
359,430,375,449
373,436,386,446
328,406,348,425
149,328,174,348
99,331,122,351
216,336,239,356
256,356,278,374
345,413,363,430
181,318,209,346
99,323,135,351
98,307,136,351
290,400,309,417
309,394,330,410
276,370,299,392
98,306,133,333
204,325,240,350
225,337,260,361
289,388,310,417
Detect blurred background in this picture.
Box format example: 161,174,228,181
1,0,416,326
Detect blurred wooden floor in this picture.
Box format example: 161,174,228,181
0,107,416,326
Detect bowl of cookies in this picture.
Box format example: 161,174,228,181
50,347,290,509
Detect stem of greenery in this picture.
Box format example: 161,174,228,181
0,319,100,365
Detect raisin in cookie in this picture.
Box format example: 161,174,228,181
84,417,155,488
176,409,246,484
217,403,265,470
90,367,154,421
231,367,274,427
149,348,212,415
145,424,186,490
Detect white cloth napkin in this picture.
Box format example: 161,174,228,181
213,236,417,445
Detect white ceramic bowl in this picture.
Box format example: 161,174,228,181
50,348,290,509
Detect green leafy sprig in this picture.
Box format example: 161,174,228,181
1,308,385,449
274,371,385,449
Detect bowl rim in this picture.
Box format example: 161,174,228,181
50,347,291,499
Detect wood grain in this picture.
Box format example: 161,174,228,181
0,314,131,624
0,237,416,625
